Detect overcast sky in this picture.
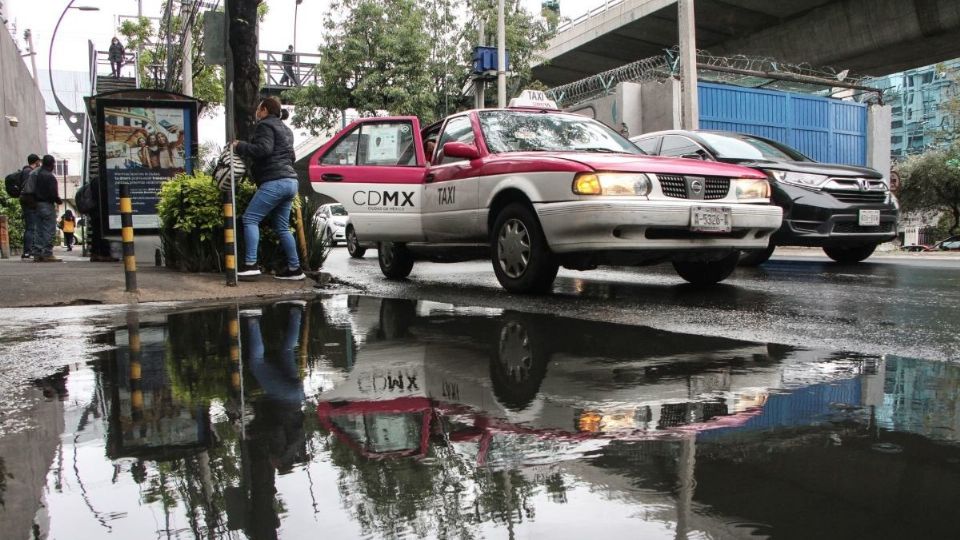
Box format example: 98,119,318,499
5,0,597,157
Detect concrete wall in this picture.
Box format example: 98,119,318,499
867,104,893,183
566,80,680,136
0,23,46,175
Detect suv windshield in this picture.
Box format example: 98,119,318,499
699,133,809,161
330,205,348,216
479,111,642,155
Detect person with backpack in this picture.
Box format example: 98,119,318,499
24,155,64,262
59,209,77,251
5,154,41,259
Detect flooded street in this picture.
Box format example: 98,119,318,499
2,296,958,539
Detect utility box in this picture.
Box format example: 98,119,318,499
472,46,508,77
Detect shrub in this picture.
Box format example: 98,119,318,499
0,189,24,252
157,173,328,273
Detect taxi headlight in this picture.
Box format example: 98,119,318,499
573,173,651,196
734,178,771,201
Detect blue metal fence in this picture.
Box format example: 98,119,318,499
698,82,868,165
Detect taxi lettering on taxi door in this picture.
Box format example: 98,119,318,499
352,190,416,211
438,186,455,205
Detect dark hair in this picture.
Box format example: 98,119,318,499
27,153,40,165
280,109,290,121
258,97,283,118
42,155,55,168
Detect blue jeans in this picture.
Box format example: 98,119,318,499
245,307,305,404
242,178,300,269
34,202,57,257
21,203,37,255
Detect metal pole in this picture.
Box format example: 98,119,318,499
496,0,506,107
678,0,699,130
25,30,39,86
182,1,194,96
475,19,485,109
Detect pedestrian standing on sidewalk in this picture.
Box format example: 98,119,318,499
108,37,125,78
59,209,76,251
15,154,41,259
232,97,304,281
28,155,64,262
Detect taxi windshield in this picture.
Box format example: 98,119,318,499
479,111,642,155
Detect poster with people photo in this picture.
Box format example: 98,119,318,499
99,102,196,231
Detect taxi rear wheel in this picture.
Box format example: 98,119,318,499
673,252,739,286
378,242,414,279
346,226,366,258
491,203,558,293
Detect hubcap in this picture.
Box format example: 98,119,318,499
348,229,358,253
497,218,531,279
499,321,532,382
380,242,394,266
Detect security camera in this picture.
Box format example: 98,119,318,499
5,116,19,127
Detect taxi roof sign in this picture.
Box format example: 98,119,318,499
508,89,559,110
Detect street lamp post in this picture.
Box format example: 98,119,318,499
294,0,303,82
49,1,100,141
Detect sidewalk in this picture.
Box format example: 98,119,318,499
0,246,323,308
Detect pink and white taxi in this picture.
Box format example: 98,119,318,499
310,92,782,293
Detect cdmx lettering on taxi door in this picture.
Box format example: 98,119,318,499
352,190,415,211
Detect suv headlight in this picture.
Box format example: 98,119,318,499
573,172,651,196
769,170,830,189
733,178,770,201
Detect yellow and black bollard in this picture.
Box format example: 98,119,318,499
223,190,237,286
127,311,143,423
119,184,137,293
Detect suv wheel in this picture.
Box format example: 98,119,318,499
673,252,740,286
346,226,366,258
491,203,558,294
823,244,876,264
739,241,776,266
378,242,414,278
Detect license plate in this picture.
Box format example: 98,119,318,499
691,206,732,233
858,210,880,226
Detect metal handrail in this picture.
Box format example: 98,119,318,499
93,50,138,79
259,50,322,87
554,0,625,34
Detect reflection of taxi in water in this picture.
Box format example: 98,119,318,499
316,297,875,465
310,91,783,293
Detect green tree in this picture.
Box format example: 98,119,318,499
898,143,960,235
288,0,553,135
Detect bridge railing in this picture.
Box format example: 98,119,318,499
94,50,139,82
260,50,322,88
555,0,625,34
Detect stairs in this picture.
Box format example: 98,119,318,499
95,76,137,94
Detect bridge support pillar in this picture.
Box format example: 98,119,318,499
678,0,698,130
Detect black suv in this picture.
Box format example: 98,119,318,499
631,130,898,264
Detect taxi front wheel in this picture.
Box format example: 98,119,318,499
378,242,414,279
491,203,558,294
673,252,739,286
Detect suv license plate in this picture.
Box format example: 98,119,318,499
691,206,732,233
859,210,880,226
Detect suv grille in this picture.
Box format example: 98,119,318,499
825,190,887,204
833,222,894,234
657,175,730,200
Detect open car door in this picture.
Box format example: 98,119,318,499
309,117,426,242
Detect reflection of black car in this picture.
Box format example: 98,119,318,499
631,130,899,264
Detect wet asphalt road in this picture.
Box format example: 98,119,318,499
323,249,960,361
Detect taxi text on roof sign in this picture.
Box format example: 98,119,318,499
508,90,559,110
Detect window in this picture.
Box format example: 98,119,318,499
633,137,660,154
891,120,903,129
435,116,476,165
659,135,704,158
321,121,417,166
697,133,809,161
477,111,641,154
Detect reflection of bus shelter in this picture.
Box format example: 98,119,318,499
83,89,203,239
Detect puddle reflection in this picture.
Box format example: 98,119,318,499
12,296,960,539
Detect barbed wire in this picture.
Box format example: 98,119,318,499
547,48,877,107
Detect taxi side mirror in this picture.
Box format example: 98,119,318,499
443,142,480,161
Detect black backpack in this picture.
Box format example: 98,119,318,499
4,170,24,198
75,183,97,214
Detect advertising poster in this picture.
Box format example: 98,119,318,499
100,103,195,231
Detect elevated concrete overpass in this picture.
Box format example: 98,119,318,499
533,0,960,86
